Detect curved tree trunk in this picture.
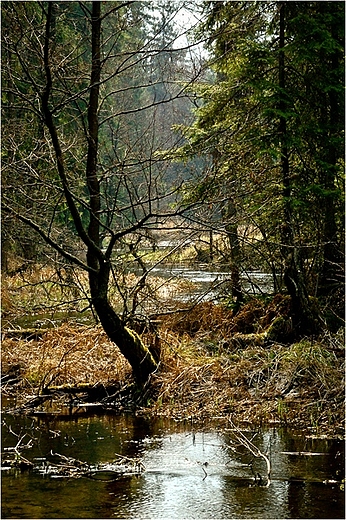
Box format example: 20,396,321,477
85,2,158,385
88,259,158,385
41,2,159,386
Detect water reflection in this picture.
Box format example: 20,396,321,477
1,413,344,519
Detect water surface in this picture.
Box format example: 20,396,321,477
1,413,344,519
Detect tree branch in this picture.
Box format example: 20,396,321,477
41,2,103,262
2,203,95,273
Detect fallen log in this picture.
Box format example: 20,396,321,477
281,451,328,456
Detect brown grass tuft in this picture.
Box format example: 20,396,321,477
1,324,131,391
161,301,234,337
147,327,345,433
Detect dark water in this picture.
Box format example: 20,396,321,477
1,412,344,519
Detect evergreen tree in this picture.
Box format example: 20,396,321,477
176,0,344,333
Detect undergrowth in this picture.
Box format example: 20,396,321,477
2,315,344,434
1,265,197,324
148,328,344,432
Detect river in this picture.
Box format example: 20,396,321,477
2,264,274,330
148,265,274,300
2,411,344,519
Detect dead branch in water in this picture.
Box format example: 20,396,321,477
228,417,271,486
2,423,35,469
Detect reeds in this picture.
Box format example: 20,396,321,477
147,321,344,432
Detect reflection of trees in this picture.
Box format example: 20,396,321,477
2,415,343,518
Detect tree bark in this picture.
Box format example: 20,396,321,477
224,200,243,307
89,263,158,384
42,1,159,385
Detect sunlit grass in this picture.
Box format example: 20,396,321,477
1,265,199,324
1,265,344,434
1,319,344,433
146,326,344,432
1,324,132,391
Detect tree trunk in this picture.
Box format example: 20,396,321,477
89,263,158,385
85,2,158,385
278,3,322,336
42,2,159,386
224,200,243,307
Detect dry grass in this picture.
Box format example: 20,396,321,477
1,324,131,391
2,266,198,325
1,300,344,434
114,273,197,310
147,325,345,433
162,297,293,337
161,301,235,336
2,266,90,319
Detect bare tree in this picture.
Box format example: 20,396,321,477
2,1,205,384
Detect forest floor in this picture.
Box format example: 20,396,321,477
2,298,345,437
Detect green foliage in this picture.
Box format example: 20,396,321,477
174,1,344,321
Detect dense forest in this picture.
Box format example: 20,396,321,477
173,1,344,329
2,1,344,391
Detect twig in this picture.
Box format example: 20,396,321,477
228,417,271,485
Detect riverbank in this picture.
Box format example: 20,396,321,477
2,301,344,436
